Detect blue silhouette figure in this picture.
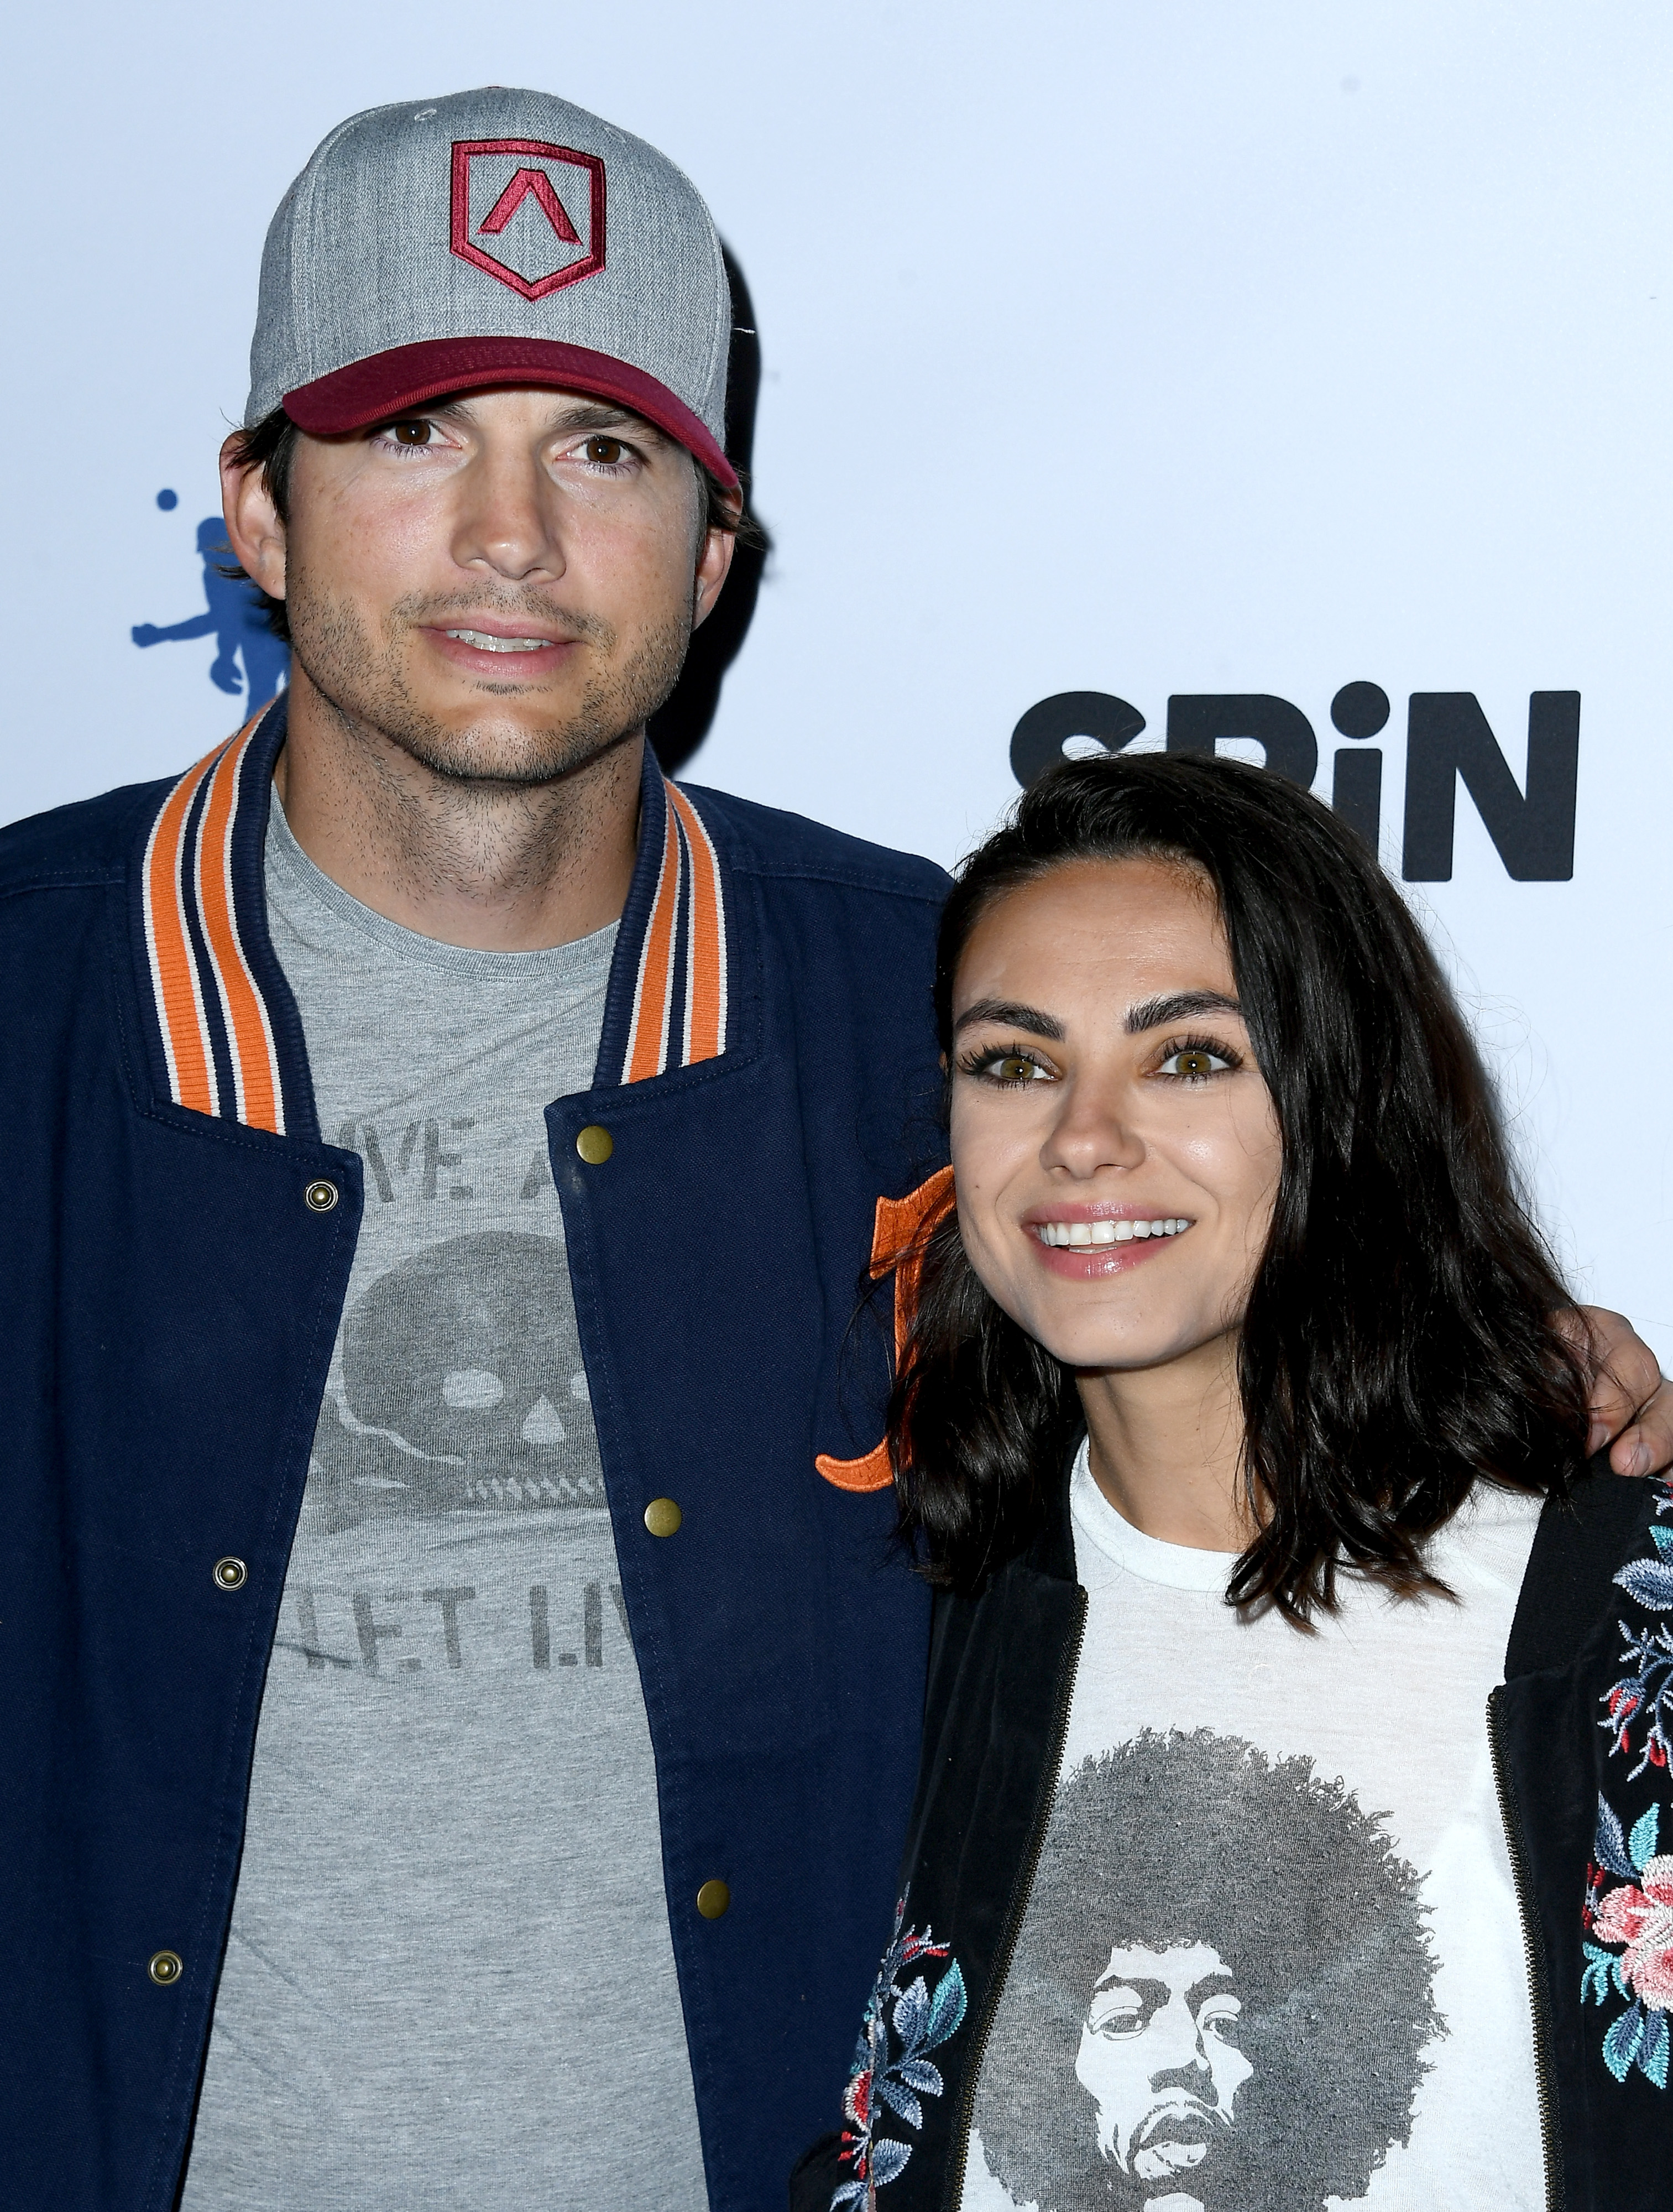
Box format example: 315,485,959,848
132,517,290,707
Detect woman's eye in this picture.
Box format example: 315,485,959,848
992,1054,1048,1084
583,435,628,466
1159,1046,1231,1079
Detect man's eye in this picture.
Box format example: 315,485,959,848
390,420,435,446
1094,2006,1144,2038
583,435,627,465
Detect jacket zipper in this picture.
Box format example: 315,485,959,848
1486,1686,1562,2212
943,1587,1089,2212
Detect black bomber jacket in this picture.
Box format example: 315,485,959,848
792,1457,1673,2212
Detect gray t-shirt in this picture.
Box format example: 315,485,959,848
181,804,708,2211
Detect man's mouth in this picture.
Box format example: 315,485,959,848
1032,1216,1192,1249
441,628,561,654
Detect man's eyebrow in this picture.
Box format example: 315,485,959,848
377,395,668,443
1125,990,1242,1034
951,998,1065,1041
1186,1971,1237,2009
541,398,668,441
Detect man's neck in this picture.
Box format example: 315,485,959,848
271,668,642,952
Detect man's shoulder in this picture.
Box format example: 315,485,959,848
0,777,169,900
679,780,951,907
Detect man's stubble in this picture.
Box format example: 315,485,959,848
285,565,693,790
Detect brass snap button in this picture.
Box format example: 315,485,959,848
304,1179,339,1212
696,1881,730,1921
148,1950,182,1986
213,1557,247,1591
644,1498,682,1538
575,1125,614,1165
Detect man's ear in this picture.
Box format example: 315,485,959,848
220,432,287,603
691,518,737,632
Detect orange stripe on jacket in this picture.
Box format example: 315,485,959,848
624,799,682,1083
815,1165,957,1494
666,783,725,1065
142,743,228,1115
195,730,285,1133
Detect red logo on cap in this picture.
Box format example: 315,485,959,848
449,139,606,299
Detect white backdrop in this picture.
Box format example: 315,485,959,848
4,1,1671,1354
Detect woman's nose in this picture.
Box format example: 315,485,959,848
1038,1077,1147,1180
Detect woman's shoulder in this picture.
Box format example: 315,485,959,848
1497,1467,1668,1680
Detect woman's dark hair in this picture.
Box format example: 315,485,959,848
891,750,1591,1620
222,403,758,644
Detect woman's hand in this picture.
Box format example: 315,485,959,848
1575,1307,1673,1475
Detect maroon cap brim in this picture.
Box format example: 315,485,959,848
283,336,739,493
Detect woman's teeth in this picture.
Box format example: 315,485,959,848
1036,1217,1191,1247
445,629,554,652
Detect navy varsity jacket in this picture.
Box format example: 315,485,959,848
791,1458,1673,2212
1,697,948,2212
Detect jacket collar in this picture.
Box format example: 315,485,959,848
1021,1434,1084,1588
129,695,739,1142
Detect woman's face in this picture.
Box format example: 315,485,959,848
949,857,1282,1375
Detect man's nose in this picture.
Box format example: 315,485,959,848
1145,1997,1213,2084
450,448,564,583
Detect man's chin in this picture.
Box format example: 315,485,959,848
385,717,637,789
1123,2104,1229,2187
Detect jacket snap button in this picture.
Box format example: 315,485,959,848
213,1557,247,1591
148,1950,182,1986
304,1179,339,1212
575,1126,613,1165
696,1881,730,1920
644,1498,682,1538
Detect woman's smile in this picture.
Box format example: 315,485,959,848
1025,1207,1195,1277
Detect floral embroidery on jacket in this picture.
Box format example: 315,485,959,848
833,1892,968,2208
1586,1484,1673,2086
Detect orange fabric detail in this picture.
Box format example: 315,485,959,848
666,782,724,1064
625,801,681,1083
195,732,283,1134
815,1165,957,1495
814,1440,893,1493
144,743,228,1114
870,1164,956,1365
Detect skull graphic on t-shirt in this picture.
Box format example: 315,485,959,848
307,1229,606,1525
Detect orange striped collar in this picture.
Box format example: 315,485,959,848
134,703,733,1136
612,765,730,1085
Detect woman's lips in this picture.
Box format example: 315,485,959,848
1023,1209,1195,1280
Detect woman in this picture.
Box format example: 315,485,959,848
793,754,1671,2212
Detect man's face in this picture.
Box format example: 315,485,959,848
223,387,734,786
1075,1942,1253,2194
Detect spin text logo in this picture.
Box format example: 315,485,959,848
1010,684,1580,881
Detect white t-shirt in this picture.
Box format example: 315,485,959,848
963,1442,1546,2212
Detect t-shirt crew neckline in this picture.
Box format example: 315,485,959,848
265,791,619,985
1069,1435,1239,1594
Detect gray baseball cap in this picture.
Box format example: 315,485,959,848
247,86,737,489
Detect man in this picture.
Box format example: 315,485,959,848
973,1734,1439,2211
1,85,1666,2212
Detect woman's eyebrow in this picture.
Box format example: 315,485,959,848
1125,990,1242,1034
952,998,1065,1040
